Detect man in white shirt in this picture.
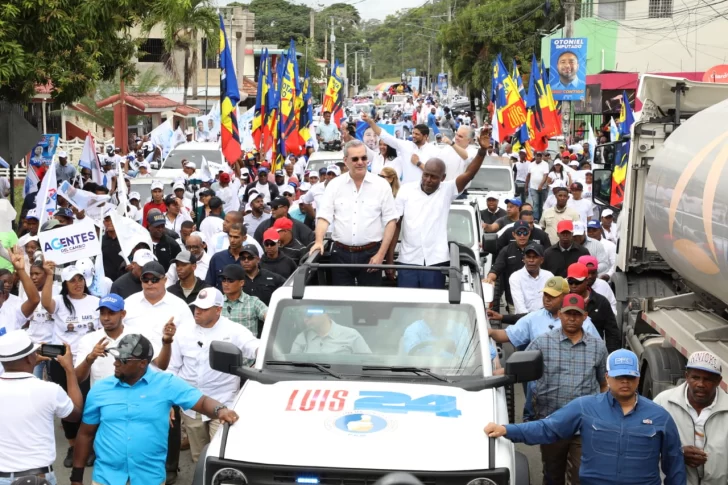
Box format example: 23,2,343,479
578,255,617,315
512,151,530,202
587,220,616,281
169,288,258,463
123,261,196,342
601,208,619,244
362,113,441,184
299,170,328,218
315,110,340,143
572,221,610,277
525,151,550,221
310,139,399,286
509,243,554,314
199,196,224,244
0,331,83,484
437,126,477,181
164,194,193,236
217,173,239,214
391,128,490,288
567,181,594,224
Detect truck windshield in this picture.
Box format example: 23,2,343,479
265,300,482,377
448,210,475,247
470,167,513,192
163,149,223,169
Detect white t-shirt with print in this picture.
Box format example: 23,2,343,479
25,284,61,344
51,294,100,364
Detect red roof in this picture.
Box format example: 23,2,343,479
174,105,201,116
97,92,180,111
242,78,257,97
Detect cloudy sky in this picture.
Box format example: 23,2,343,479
220,0,427,20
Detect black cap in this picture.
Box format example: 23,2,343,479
147,212,165,227
199,188,215,197
524,242,544,256
269,196,290,209
107,334,154,362
141,261,166,278
164,194,178,206
512,220,530,232
241,244,259,257
221,264,246,281
208,196,223,209
174,250,197,264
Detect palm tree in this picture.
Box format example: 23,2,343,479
142,0,219,106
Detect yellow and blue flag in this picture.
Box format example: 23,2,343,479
618,90,635,139
492,54,527,143
219,14,241,164
298,70,313,146
252,48,268,151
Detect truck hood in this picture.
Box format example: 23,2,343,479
221,380,495,471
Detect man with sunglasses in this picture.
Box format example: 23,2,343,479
260,228,298,279
221,264,267,336
310,139,399,287
578,255,617,315
253,196,313,247
566,263,619,353
496,209,551,254
484,348,686,485
71,334,241,485
275,217,308,263
240,245,285,306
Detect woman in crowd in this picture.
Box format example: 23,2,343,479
380,167,400,198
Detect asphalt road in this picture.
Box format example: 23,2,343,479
51,384,542,485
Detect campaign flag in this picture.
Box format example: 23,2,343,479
512,60,530,146
39,218,101,265
492,54,527,143
36,161,58,227
528,57,561,139
263,55,278,156
23,162,40,198
238,108,255,150
282,40,304,156
299,70,314,146
322,61,345,128
89,251,107,298
274,52,288,170
219,14,242,164
252,48,268,150
57,181,111,212
78,131,105,186
587,122,597,162
549,38,588,101
609,117,619,142
491,101,500,142
109,211,153,264
201,156,214,181
149,119,175,159
618,90,635,139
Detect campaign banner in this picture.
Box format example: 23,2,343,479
195,114,221,142
57,181,111,212
549,38,588,101
29,134,60,168
39,218,101,265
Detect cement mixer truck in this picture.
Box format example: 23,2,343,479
592,74,728,397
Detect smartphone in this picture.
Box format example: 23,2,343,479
39,344,66,358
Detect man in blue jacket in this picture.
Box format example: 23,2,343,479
484,349,686,485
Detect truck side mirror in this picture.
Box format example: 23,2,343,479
209,341,243,375
592,169,614,207
506,350,543,382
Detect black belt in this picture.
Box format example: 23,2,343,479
0,465,53,477
334,241,380,253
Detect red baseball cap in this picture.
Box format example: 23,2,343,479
562,293,587,314
219,173,231,183
273,217,293,231
557,220,574,234
578,255,599,269
263,228,280,242
567,263,589,281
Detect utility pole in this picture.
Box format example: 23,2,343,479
428,42,432,93
446,0,452,103
310,10,315,62
344,44,348,97
563,0,576,140
355,50,359,95
330,17,336,71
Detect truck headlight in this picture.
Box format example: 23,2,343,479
212,467,248,484
466,479,498,485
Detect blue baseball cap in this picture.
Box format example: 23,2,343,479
513,220,530,232
505,198,523,208
258,167,269,174
607,349,640,378
97,293,125,312
587,220,601,229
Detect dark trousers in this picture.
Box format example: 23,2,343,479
397,262,447,289
49,359,90,440
330,244,382,286
166,406,181,484
540,435,582,485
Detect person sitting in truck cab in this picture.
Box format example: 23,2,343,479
290,311,371,355
400,309,474,360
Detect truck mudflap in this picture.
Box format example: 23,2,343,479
641,294,728,392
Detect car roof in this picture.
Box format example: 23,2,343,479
308,151,343,161
168,141,221,152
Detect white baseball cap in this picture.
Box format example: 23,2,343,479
299,182,311,191
58,150,68,158
129,191,141,201
572,221,586,236
485,192,499,201
686,351,722,376
74,258,95,287
326,165,341,176
139,161,151,170
183,161,196,169
602,209,614,218
151,180,164,191
0,330,40,362
132,248,157,266
190,287,224,309
281,185,295,196
61,265,84,282
173,182,185,191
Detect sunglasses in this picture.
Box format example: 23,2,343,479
185,245,201,251
241,255,256,261
221,277,239,283
141,276,161,284
264,241,278,247
113,357,143,365
349,156,368,162
567,278,586,285
514,230,530,236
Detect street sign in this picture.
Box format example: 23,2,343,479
0,102,42,166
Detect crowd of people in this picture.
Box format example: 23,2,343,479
0,97,724,485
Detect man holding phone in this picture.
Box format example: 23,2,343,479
0,332,83,485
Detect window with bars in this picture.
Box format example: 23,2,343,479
599,0,626,20
138,38,166,63
648,0,673,18
581,0,595,18
201,38,219,69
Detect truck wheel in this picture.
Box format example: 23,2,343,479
515,450,530,485
639,343,686,399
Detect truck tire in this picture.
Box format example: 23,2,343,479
639,343,686,399
192,444,209,485
515,450,530,485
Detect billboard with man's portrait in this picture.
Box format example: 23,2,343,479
549,38,588,101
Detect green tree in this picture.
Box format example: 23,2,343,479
247,0,311,48
142,0,219,105
0,0,181,104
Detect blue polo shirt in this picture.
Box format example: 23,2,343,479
83,368,203,485
505,308,599,348
504,392,686,485
205,248,243,290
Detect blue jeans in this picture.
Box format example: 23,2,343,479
329,244,382,286
0,472,56,485
529,187,549,221
523,381,536,421
397,263,447,289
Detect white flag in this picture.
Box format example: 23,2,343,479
490,100,500,144
109,211,152,264
201,156,213,181
23,165,40,198
36,162,58,227
150,119,175,159
57,181,110,211
587,123,597,163
171,127,186,149
609,117,619,142
89,230,107,297
115,157,128,217
79,131,104,185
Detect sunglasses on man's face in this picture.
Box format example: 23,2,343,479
264,241,277,247
241,255,256,261
349,155,368,163
114,357,143,365
141,276,161,284
515,230,530,236
567,278,585,285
